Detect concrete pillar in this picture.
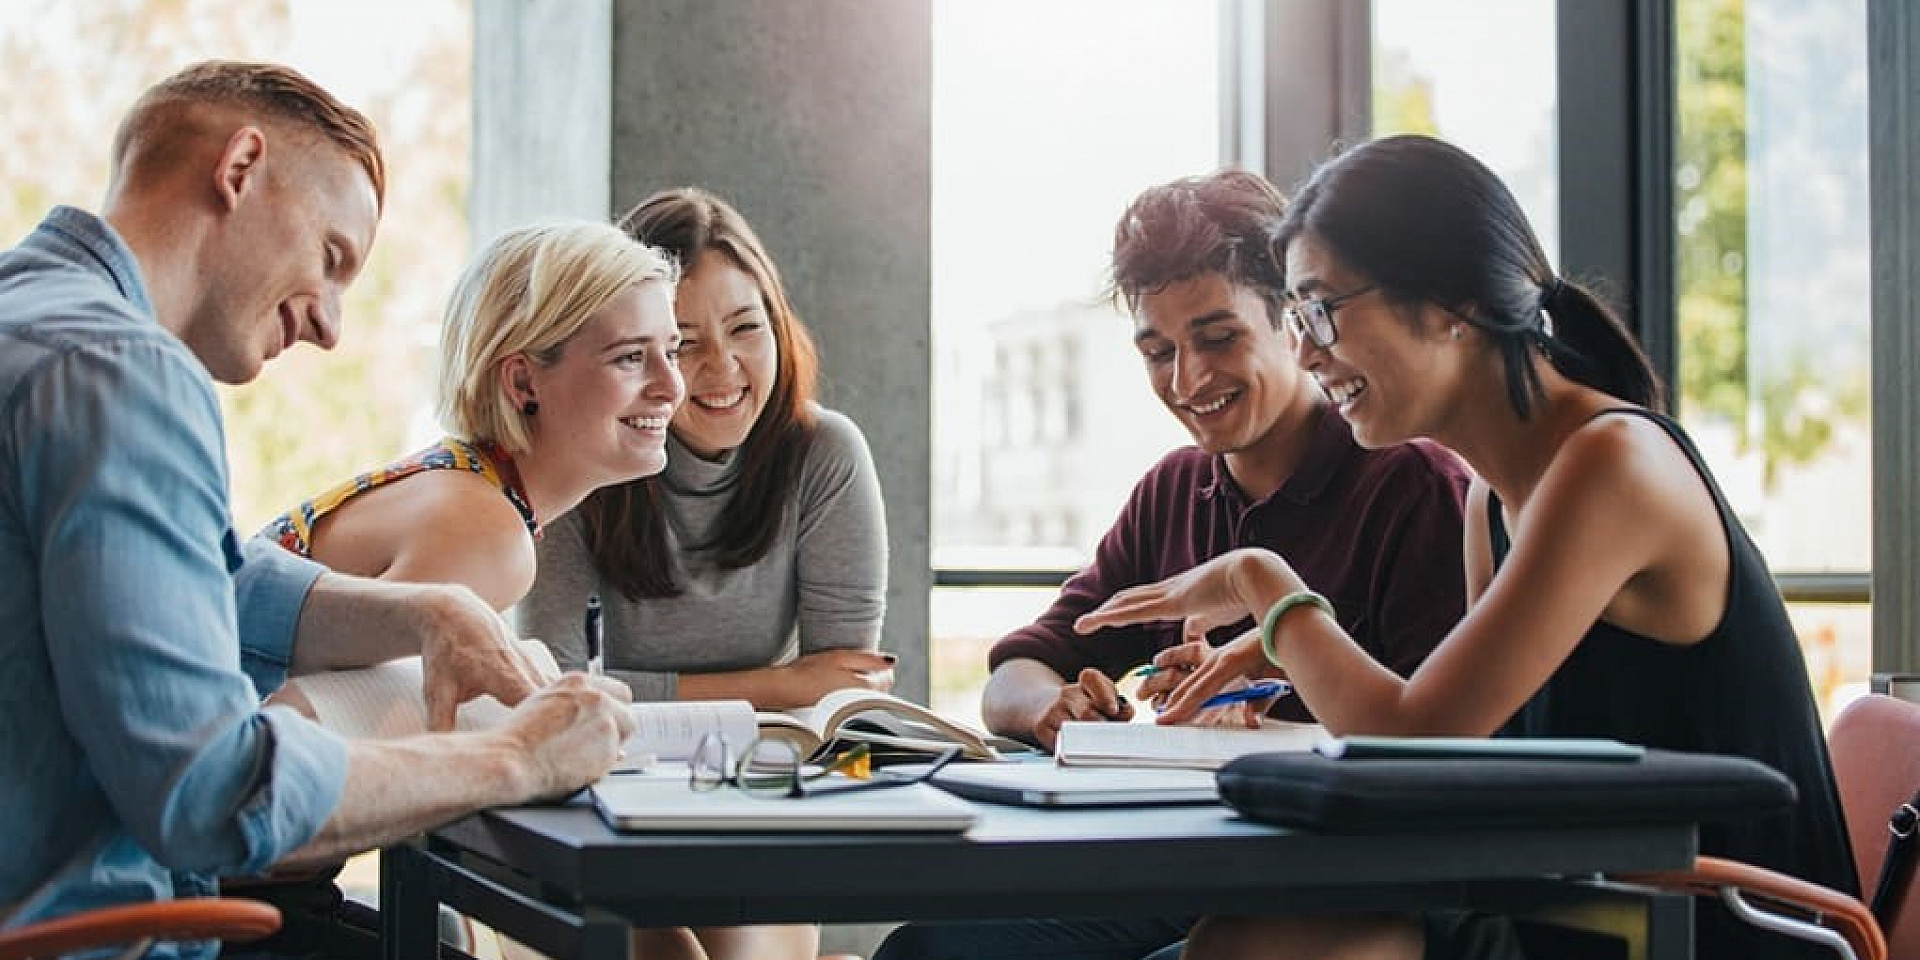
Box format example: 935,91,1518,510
474,0,934,696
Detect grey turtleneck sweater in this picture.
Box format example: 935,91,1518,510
514,407,888,701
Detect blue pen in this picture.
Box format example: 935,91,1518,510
1196,681,1290,710
585,593,605,677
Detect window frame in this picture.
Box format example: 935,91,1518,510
930,0,1912,677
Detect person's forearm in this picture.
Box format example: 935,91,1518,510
275,731,527,868
1230,551,1412,734
981,659,1067,742
287,574,453,674
676,667,786,705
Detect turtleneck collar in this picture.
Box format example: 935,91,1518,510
661,430,742,496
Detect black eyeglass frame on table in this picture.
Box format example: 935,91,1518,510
688,733,965,800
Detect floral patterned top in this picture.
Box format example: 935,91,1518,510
263,437,539,557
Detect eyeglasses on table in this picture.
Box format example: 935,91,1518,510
688,733,964,799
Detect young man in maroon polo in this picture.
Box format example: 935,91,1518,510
981,169,1472,751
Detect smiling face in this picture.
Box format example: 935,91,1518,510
670,251,778,459
1133,272,1312,460
191,139,379,384
1284,232,1466,449
520,281,684,486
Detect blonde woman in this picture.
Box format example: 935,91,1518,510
264,220,683,612
518,189,890,960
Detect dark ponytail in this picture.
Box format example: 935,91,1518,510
1536,277,1663,412
1273,135,1663,417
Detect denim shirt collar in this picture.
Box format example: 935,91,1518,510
34,205,156,320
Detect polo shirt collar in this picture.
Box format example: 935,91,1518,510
1199,403,1356,507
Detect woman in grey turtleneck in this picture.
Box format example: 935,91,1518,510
515,188,889,960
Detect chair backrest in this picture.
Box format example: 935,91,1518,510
1827,693,1920,960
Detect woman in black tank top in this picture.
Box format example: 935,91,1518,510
1076,136,1853,960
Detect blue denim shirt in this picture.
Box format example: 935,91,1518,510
0,207,349,959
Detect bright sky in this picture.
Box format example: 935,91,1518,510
931,0,1221,335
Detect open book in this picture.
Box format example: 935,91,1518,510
755,687,1015,762
1054,718,1325,770
285,654,1005,766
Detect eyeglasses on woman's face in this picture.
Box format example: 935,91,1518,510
1280,284,1377,350
688,734,963,799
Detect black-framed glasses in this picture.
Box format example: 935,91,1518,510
688,734,963,799
1281,285,1377,349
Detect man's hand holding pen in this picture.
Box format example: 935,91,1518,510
1031,668,1135,752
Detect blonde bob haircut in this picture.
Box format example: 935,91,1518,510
437,220,678,455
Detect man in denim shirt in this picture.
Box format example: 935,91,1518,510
0,62,636,960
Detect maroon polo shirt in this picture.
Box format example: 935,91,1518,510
990,405,1471,722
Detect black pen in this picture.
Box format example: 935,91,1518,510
585,593,604,677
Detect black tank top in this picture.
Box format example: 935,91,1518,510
1489,408,1856,958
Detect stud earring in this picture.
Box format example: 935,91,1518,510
1449,325,1463,341
522,400,540,417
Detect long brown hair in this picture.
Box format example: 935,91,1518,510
579,188,820,598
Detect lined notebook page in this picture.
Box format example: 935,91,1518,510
290,640,558,738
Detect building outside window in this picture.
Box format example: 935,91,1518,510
930,0,1221,723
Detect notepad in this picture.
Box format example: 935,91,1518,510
590,774,980,832
1054,719,1326,770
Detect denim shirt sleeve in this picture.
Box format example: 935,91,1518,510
233,534,324,698
9,336,346,873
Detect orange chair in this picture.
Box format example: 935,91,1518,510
1620,693,1920,960
0,898,279,960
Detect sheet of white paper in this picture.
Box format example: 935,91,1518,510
624,700,758,761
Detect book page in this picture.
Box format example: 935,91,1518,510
294,656,433,739
789,688,998,759
1056,719,1325,770
287,640,555,739
626,700,758,761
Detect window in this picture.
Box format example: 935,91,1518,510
0,0,472,533
1371,0,1558,263
930,1,1225,722
1673,0,1871,715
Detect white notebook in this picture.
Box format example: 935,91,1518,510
590,772,979,833
1054,719,1325,770
283,643,756,771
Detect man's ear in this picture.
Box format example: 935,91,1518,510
214,126,268,213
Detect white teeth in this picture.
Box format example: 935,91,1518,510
693,389,747,411
1322,378,1367,406
620,416,669,430
1190,393,1234,415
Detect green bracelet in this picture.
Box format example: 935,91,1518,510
1258,590,1334,668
